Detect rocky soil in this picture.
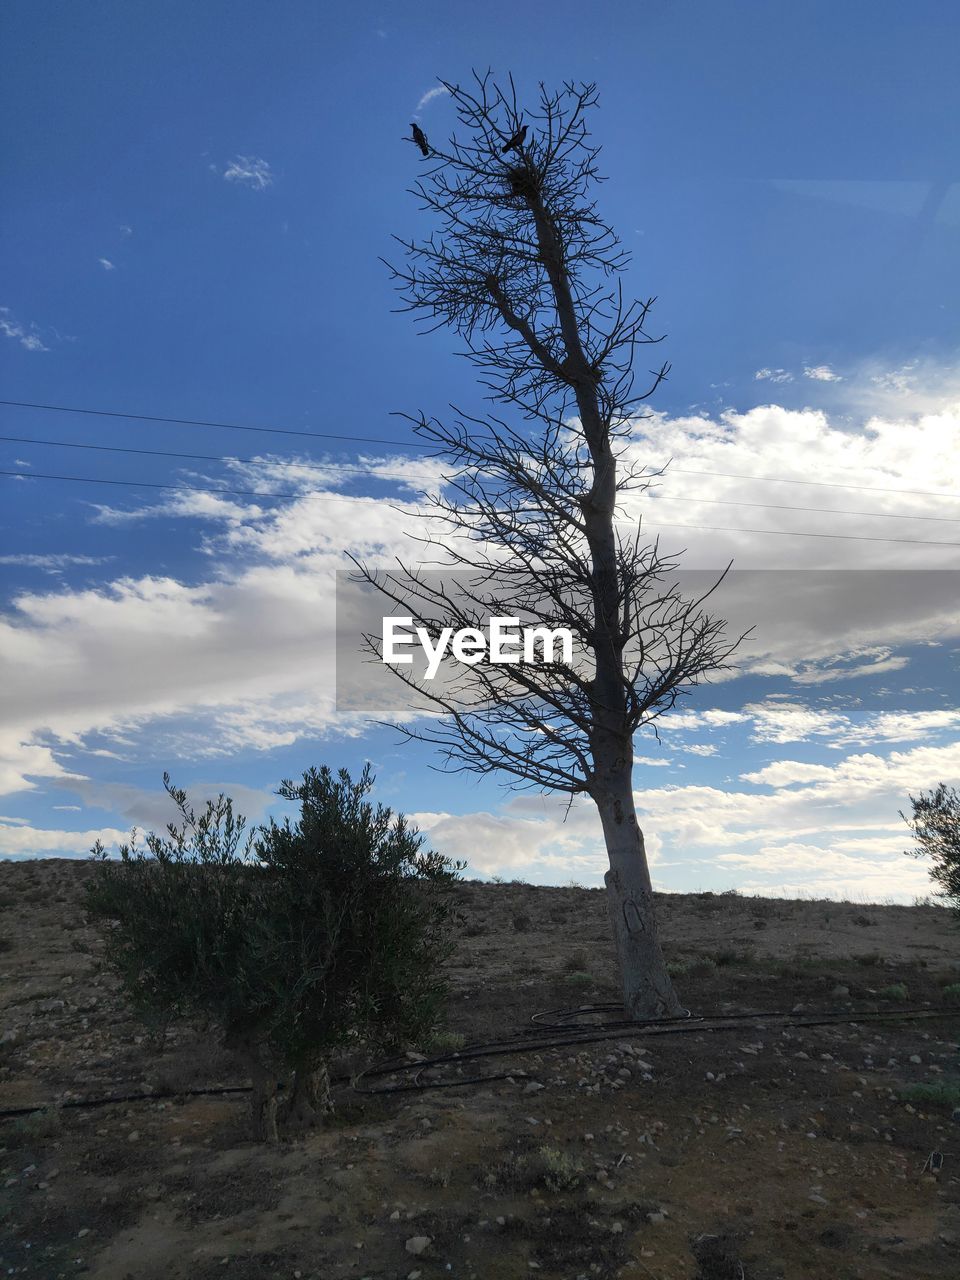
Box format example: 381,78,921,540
1,857,959,1279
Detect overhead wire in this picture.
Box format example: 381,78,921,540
5,471,960,550
3,398,960,548
3,396,960,501
2,433,960,525
4,469,960,547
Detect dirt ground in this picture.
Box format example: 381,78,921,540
1,857,959,1280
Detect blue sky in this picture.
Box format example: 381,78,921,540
1,1,959,900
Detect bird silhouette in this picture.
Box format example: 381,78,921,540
501,124,528,154
409,123,430,157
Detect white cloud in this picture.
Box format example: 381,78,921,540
0,554,110,573
804,364,842,382
222,155,273,190
745,700,849,744
741,700,960,749
0,822,130,857
414,84,450,113
871,362,919,395
753,368,793,383
0,306,49,352
3,385,960,896
658,709,750,731
623,399,960,569
98,258,115,271
403,736,960,898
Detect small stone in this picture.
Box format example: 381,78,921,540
405,1236,431,1256
909,1055,922,1065
647,1211,666,1224
127,1131,140,1142
389,1210,401,1221
523,1081,544,1094
831,986,850,999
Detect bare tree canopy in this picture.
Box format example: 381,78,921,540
353,72,749,1019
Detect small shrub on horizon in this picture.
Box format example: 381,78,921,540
878,982,909,1001
531,1145,585,1191
897,1080,960,1108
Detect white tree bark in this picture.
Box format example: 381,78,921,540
594,766,681,1018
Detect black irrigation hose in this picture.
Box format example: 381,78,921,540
4,1003,956,1119
529,1003,696,1031
351,1004,960,1095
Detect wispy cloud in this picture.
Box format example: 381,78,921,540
0,306,49,352
222,155,273,191
98,258,116,271
414,84,450,114
804,364,842,382
871,361,919,395
0,553,111,574
754,367,793,383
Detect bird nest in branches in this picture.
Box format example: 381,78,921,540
505,163,540,199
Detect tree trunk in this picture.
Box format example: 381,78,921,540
594,763,682,1020
281,1062,334,1133
230,1031,280,1143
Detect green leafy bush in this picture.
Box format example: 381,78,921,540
897,1079,960,1108
901,783,960,909
83,765,464,1140
878,982,908,1001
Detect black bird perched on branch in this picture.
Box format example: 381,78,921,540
409,123,430,157
501,124,527,154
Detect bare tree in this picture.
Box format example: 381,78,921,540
354,73,747,1019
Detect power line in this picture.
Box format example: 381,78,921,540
4,468,960,547
626,493,960,525
614,516,960,548
0,398,433,450
0,468,394,505
663,464,960,502
0,434,448,486
4,434,959,524
3,397,960,502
